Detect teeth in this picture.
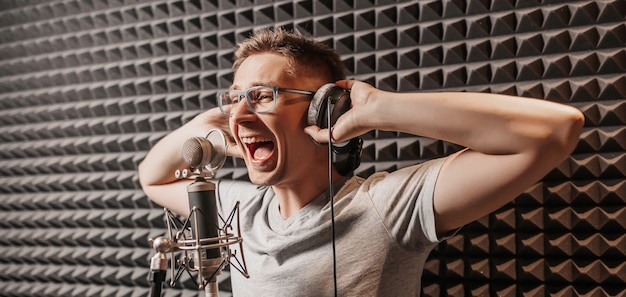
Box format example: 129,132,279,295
241,136,271,144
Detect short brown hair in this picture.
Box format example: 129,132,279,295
232,27,345,83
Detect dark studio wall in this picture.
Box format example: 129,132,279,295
0,0,624,296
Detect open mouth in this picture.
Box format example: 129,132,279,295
241,137,275,161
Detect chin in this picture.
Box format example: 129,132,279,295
247,172,279,186
245,163,282,186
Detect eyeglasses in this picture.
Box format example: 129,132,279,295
217,86,315,115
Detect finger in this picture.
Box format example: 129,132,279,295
227,146,244,159
304,125,333,144
226,142,244,159
334,80,354,90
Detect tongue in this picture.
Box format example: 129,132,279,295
253,142,274,160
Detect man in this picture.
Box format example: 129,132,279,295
138,27,584,296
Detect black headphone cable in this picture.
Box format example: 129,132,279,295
326,101,338,297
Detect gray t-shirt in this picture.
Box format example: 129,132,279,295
217,157,447,297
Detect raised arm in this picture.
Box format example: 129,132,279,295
306,80,585,234
138,107,233,216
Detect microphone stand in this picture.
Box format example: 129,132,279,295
148,238,169,297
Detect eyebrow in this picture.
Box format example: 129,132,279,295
230,81,275,91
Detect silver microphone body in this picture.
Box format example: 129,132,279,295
182,133,227,174
150,130,247,297
182,137,214,169
183,135,225,297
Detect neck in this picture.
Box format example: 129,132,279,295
272,170,345,219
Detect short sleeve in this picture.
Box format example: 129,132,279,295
364,158,446,250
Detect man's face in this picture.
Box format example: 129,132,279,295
229,53,327,186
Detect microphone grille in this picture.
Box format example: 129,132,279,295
182,137,213,169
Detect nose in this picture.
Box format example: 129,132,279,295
230,95,255,121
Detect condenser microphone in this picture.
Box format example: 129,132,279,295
187,180,222,297
182,130,228,297
149,129,248,297
182,136,226,172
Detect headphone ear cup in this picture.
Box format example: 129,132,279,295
307,83,335,127
333,137,363,176
307,83,351,129
308,83,360,175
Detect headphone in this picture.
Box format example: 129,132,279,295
307,83,363,176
